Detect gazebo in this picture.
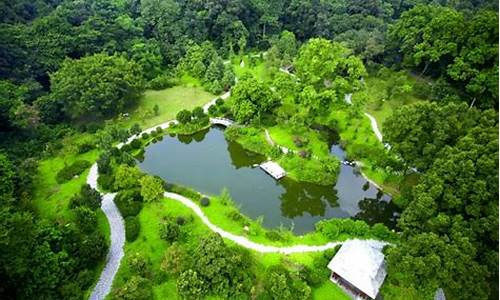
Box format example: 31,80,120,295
327,240,387,300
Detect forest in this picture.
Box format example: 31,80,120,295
0,0,498,299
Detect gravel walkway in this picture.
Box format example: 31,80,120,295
364,113,383,142
165,192,388,254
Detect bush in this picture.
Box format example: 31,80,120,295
112,275,153,300
176,216,186,225
265,230,283,241
215,98,224,106
70,184,102,210
77,141,95,154
125,216,141,242
176,109,192,124
155,127,163,134
128,252,152,278
165,183,201,201
200,197,210,207
115,189,144,217
97,173,114,191
147,74,177,90
130,139,142,149
74,206,98,233
160,219,181,242
141,132,150,140
56,160,91,183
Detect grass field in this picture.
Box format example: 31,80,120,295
231,54,272,82
355,72,427,133
119,85,215,129
267,125,331,158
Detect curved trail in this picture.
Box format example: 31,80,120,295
89,91,389,300
364,113,383,142
165,192,387,254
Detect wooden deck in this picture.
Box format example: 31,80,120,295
259,161,286,179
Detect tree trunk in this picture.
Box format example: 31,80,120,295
469,97,477,109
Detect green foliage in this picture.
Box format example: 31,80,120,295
262,265,311,300
55,160,91,183
139,175,164,202
74,206,97,233
164,183,202,201
112,275,153,300
189,234,254,298
316,218,396,241
161,243,190,276
176,109,192,124
50,53,145,119
200,197,210,207
125,216,141,242
160,218,181,243
113,164,143,191
231,76,279,123
295,38,366,94
177,269,205,300
115,189,143,217
69,184,102,211
384,102,477,171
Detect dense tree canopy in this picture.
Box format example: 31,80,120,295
50,53,144,119
384,104,498,299
230,75,279,123
295,38,366,94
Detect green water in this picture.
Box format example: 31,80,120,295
138,126,397,234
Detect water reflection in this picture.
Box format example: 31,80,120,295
138,126,398,234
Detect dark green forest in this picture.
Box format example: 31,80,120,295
0,0,498,299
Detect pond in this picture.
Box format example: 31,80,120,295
138,126,398,234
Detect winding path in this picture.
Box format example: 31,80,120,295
89,90,390,300
364,113,383,142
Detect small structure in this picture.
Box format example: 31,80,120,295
259,161,286,180
210,117,234,127
327,240,387,300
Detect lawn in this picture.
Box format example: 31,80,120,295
313,280,351,300
231,54,272,82
355,72,427,133
267,125,331,158
119,85,215,130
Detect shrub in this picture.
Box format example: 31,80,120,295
97,152,112,175
208,105,218,116
77,141,95,154
130,139,142,149
115,189,143,217
160,219,180,242
176,216,186,225
147,74,176,90
112,275,153,300
130,123,142,135
128,252,152,278
215,98,224,106
125,216,140,242
192,106,205,120
97,173,114,191
70,184,102,210
74,206,97,233
165,183,201,201
141,132,150,140
265,230,283,241
113,164,143,190
56,160,91,183
155,127,163,134
200,197,210,207
176,109,192,124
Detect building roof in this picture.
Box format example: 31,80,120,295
327,240,387,299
